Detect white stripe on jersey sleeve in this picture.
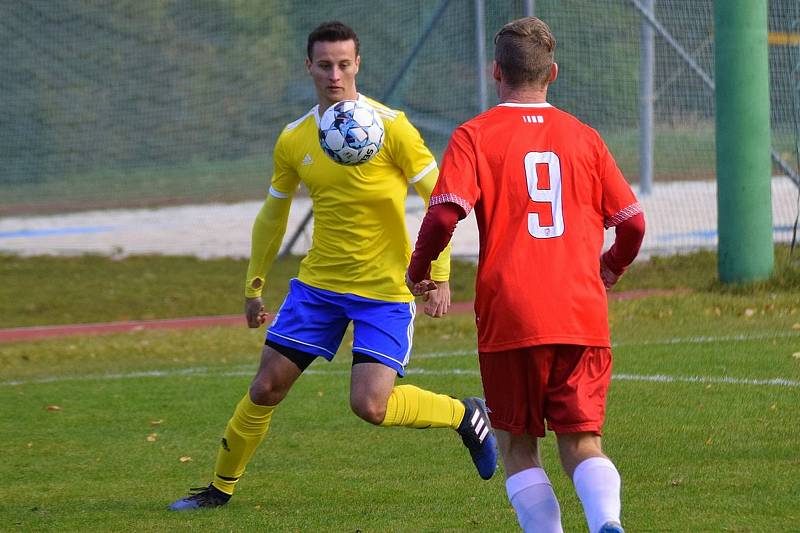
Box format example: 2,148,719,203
285,106,318,131
359,94,399,119
408,160,437,184
268,186,291,199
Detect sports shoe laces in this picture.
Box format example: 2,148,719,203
184,485,230,505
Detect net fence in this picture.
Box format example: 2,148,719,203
0,0,798,256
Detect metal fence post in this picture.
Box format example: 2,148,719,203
524,0,535,17
638,0,654,196
475,0,487,112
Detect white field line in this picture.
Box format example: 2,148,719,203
613,374,800,387
2,340,799,388
612,330,800,347
2,366,798,388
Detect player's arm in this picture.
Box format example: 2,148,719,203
411,171,455,318
407,126,477,297
243,191,292,327
392,112,453,317
244,130,299,327
597,132,646,288
407,202,463,293
412,168,454,284
600,212,645,289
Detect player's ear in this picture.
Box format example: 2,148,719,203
492,60,502,82
549,62,558,83
305,57,312,73
354,55,360,75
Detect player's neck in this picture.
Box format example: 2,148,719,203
318,91,360,113
498,84,548,105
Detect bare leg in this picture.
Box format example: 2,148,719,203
249,344,306,406
496,430,541,476
349,361,396,424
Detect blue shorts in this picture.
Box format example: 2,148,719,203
266,279,416,376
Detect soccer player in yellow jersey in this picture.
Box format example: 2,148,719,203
169,21,497,512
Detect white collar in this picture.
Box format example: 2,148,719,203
497,102,552,108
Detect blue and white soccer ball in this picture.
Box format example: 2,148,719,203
318,99,384,165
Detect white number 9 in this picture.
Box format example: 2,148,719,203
524,151,564,239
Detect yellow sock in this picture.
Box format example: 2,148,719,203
212,393,275,495
379,384,466,429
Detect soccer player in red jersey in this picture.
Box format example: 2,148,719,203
407,17,645,533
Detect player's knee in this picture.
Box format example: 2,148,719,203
248,377,289,406
350,397,386,425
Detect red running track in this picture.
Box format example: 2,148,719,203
0,291,682,343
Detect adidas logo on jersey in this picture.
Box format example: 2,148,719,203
302,153,313,165
522,115,544,124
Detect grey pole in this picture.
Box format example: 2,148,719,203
476,0,488,112
639,0,654,195
524,0,535,17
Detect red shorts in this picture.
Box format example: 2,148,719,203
478,344,612,437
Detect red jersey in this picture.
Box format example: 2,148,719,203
431,103,641,352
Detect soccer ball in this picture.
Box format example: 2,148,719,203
318,99,384,165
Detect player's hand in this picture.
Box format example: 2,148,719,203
244,296,269,328
600,254,621,289
406,271,437,296
423,280,451,318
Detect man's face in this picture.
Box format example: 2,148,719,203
306,39,360,110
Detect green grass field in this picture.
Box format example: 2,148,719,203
2,251,800,531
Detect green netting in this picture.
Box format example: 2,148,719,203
0,0,797,217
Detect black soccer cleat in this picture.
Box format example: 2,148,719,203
457,397,498,480
167,484,231,511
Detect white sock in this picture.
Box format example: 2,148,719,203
505,468,563,533
572,457,622,533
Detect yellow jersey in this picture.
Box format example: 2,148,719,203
261,94,449,302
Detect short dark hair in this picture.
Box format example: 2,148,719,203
494,17,555,88
307,21,360,60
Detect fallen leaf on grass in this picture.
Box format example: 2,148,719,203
45,405,62,412
792,352,800,360
770,403,778,411
743,308,756,318
792,323,800,330
150,419,164,426
705,437,713,446
179,456,192,463
146,433,159,442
